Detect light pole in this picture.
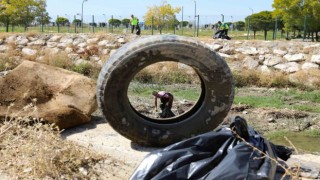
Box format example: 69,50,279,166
231,16,233,31
102,14,107,32
181,6,184,35
274,16,278,40
65,14,70,33
302,0,307,41
221,14,224,22
81,0,88,33
194,0,196,37
247,8,253,40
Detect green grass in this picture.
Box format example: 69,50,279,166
129,82,320,112
235,88,320,113
264,130,289,139
129,83,320,113
304,129,320,137
265,130,320,153
0,25,287,40
128,82,201,102
234,96,284,109
276,89,320,103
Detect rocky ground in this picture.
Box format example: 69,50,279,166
61,110,320,179
1,33,320,179
61,87,320,179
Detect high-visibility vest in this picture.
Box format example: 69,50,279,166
221,23,229,30
131,17,138,26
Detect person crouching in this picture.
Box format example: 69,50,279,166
152,91,175,118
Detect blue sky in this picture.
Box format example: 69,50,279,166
46,0,274,23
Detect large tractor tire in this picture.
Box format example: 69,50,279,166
97,35,234,147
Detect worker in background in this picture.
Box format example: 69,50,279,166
218,21,229,36
130,14,138,34
152,91,175,118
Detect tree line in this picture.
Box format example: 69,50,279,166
0,0,319,41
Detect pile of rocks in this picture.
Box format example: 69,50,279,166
0,33,319,86
0,33,132,68
206,40,320,73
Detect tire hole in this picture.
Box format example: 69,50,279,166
127,61,203,122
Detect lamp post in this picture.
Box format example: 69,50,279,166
221,14,224,22
81,0,88,33
102,14,107,32
247,8,253,40
231,16,233,31
65,14,70,33
302,0,307,41
181,6,184,35
274,16,278,40
75,13,81,33
194,0,196,37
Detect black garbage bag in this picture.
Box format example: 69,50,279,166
159,107,175,118
130,116,292,180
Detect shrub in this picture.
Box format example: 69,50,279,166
133,62,200,85
72,63,93,76
233,70,261,87
0,56,21,71
0,103,107,179
232,70,313,89
44,52,74,70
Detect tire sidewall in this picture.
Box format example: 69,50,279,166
97,35,234,146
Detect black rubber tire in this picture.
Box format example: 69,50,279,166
97,35,234,147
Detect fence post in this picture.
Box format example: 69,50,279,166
181,6,183,35
41,14,44,32
173,15,176,35
57,15,60,33
151,16,154,35
247,16,250,40
111,15,113,33
92,15,95,33
274,16,278,40
303,16,307,41
197,15,199,37
74,15,77,33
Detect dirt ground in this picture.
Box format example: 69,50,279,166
61,87,320,179
61,110,320,179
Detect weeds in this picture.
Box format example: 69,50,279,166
234,88,320,113
42,51,73,70
128,82,201,102
303,129,320,137
0,55,21,71
133,62,200,85
72,63,93,76
231,127,297,179
233,70,295,88
0,101,111,179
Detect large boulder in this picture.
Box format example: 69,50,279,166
0,61,97,129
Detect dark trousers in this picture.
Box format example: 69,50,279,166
159,94,175,118
225,29,229,36
131,25,136,34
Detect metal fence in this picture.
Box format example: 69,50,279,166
0,14,290,40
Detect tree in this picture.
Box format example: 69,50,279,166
273,0,320,41
55,17,69,26
144,0,181,33
122,18,130,28
73,19,81,27
233,21,245,31
99,22,106,27
108,18,121,27
0,0,49,32
245,11,273,40
181,21,189,27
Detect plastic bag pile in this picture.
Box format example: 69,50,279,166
130,116,292,180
